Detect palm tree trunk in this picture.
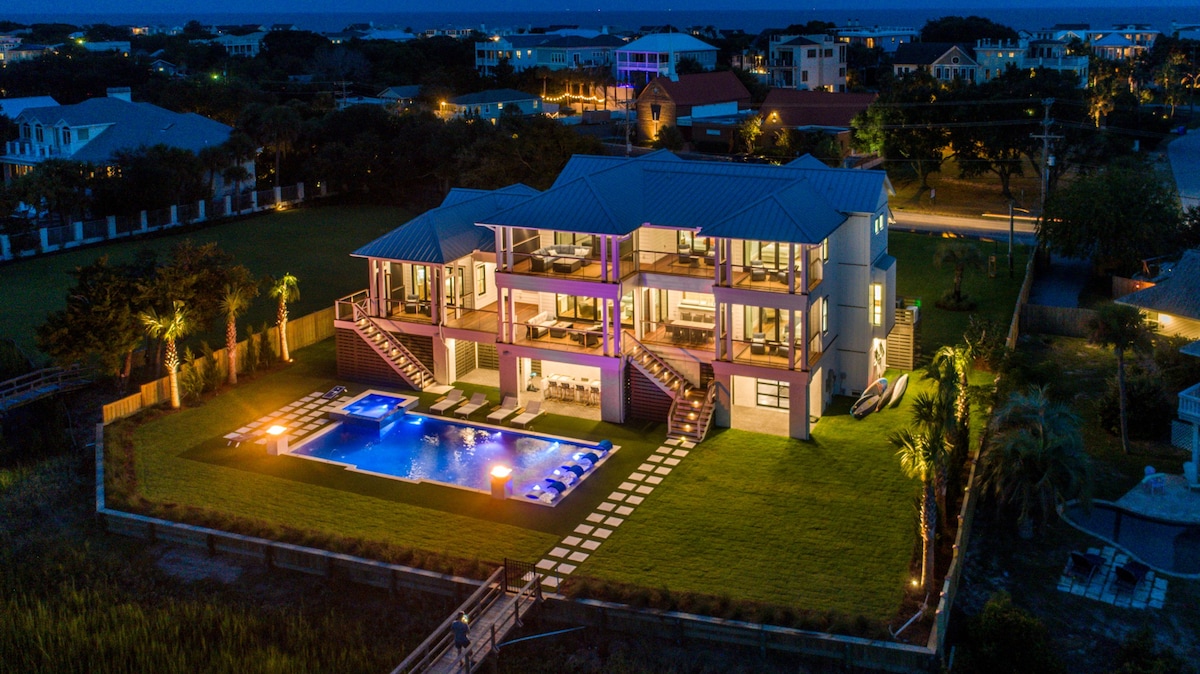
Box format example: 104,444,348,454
278,300,290,362
953,266,964,302
120,350,133,393
1116,347,1130,454
226,318,238,385
274,149,281,189
165,339,180,409
922,481,937,594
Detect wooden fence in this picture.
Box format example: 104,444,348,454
543,598,936,673
1006,253,1038,348
102,307,335,423
1019,304,1097,338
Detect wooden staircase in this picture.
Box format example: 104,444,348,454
352,316,435,391
626,337,717,442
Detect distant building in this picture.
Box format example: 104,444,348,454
535,34,626,71
208,32,268,58
440,89,542,122
0,96,61,121
1,89,249,195
1090,26,1159,61
760,89,877,157
1,43,53,63
975,38,1089,87
614,33,718,85
767,33,847,92
475,34,552,75
893,43,978,84
636,71,751,144
80,41,131,55
834,22,918,54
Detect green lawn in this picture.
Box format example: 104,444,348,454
0,204,406,356
575,376,931,621
890,230,1030,358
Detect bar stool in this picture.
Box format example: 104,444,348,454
546,380,559,400
575,382,587,404
589,381,601,405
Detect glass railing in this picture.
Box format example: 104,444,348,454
508,250,605,281
443,306,498,332
634,246,716,279
731,264,800,293
730,337,797,369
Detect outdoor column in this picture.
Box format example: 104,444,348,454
601,297,610,356
250,190,258,212
224,195,232,216
297,182,304,201
139,211,148,233
197,199,206,222
106,216,117,239
0,234,9,261
274,186,282,205
39,227,51,253
169,205,178,226
599,235,608,283
72,221,83,246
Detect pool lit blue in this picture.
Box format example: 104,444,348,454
291,414,594,496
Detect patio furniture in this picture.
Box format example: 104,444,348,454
1065,551,1105,584
549,322,571,339
453,393,489,418
429,389,464,414
487,396,520,423
510,400,543,429
553,257,582,274
405,294,420,313
526,311,556,339
750,332,767,355
1114,559,1150,594
750,262,767,282
320,385,347,400
1143,473,1167,495
678,246,692,264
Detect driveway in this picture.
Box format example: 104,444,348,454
1167,130,1200,211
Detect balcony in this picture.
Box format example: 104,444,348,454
730,337,799,370
3,139,62,160
509,250,607,281
636,246,715,280
1181,382,1200,424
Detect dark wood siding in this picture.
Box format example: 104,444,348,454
456,340,476,377
626,366,673,423
477,342,499,370
335,328,413,389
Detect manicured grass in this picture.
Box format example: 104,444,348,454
890,230,1031,359
0,204,406,355
576,377,935,621
121,339,667,566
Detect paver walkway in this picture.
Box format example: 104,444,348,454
1057,546,1168,610
536,437,695,591
222,391,340,446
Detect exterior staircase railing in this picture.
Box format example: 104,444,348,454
0,365,92,412
347,300,434,390
668,382,718,442
624,334,693,399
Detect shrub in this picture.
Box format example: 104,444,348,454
243,325,258,376
936,288,977,311
1154,335,1200,394
177,347,205,403
199,341,222,393
955,592,1064,674
965,315,1008,371
1098,367,1172,441
1108,626,1194,674
258,322,277,367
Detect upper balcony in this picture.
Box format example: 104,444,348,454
1181,382,1200,424
3,139,62,161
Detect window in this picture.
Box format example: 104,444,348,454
476,264,487,295
823,48,833,57
821,296,829,333
556,294,596,321
34,125,43,143
821,238,828,261
756,379,790,409
801,71,809,82
873,213,886,234
61,128,71,144
807,49,817,58
870,283,883,326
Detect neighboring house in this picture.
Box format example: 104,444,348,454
635,71,751,144
1090,30,1154,61
439,89,543,121
1,43,53,63
893,42,978,84
379,85,422,110
614,33,718,85
475,34,552,75
535,34,626,71
1032,23,1092,42
834,22,918,54
759,89,877,156
149,59,184,77
81,41,131,55
208,32,268,58
975,38,1089,87
767,33,847,92
0,96,60,121
361,28,417,42
1117,249,1200,340
0,89,248,195
334,151,897,441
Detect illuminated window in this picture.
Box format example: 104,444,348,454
756,379,789,409
873,213,886,234
476,264,487,295
870,283,883,326
821,238,829,261
821,297,829,333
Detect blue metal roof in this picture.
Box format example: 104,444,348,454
353,184,538,263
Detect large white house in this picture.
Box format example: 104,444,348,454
767,33,847,92
614,33,718,85
334,152,897,440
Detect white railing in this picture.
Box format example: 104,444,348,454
1180,382,1200,423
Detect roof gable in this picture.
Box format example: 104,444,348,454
1118,249,1200,321
894,42,973,65
617,33,717,53
643,71,751,108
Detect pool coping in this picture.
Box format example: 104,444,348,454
283,389,620,508
1060,499,1200,580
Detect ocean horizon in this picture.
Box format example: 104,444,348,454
3,6,1193,36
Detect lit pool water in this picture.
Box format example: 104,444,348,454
1063,502,1200,576
290,414,602,499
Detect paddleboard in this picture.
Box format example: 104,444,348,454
875,378,897,411
852,394,881,419
887,373,910,408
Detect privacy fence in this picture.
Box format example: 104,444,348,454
101,307,335,424
1,182,318,263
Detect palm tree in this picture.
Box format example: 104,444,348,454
259,105,302,188
979,386,1090,537
910,391,953,528
269,273,300,362
933,242,985,306
219,280,257,385
139,300,190,409
892,426,944,594
1088,303,1151,454
198,144,229,196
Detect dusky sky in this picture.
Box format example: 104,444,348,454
25,0,1195,16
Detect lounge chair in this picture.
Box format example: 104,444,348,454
1114,560,1150,594
429,389,464,415
510,400,543,429
750,332,767,355
453,393,488,418
1065,551,1105,584
486,396,520,423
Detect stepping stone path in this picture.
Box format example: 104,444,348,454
222,392,342,446
1056,546,1168,610
536,438,697,591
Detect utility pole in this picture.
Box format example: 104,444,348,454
1030,97,1063,218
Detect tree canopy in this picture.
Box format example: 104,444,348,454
920,16,1019,44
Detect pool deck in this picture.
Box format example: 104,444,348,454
1114,474,1200,525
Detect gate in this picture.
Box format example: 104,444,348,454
504,558,537,593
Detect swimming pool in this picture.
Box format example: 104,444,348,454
289,394,613,505
1062,501,1200,577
